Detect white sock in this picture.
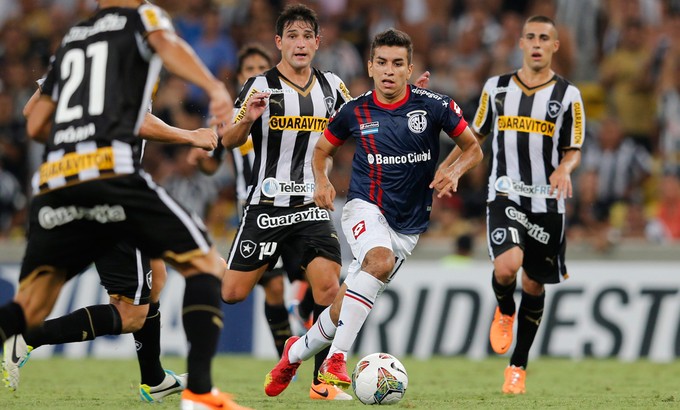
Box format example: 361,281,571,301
288,307,336,363
328,270,384,357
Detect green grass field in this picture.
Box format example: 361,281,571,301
2,355,680,409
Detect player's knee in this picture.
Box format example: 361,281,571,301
116,305,148,333
362,253,395,281
494,265,519,283
221,286,249,304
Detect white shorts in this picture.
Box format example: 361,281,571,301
341,199,419,288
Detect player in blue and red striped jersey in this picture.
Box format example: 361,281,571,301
264,28,483,395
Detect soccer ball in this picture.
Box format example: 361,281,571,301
351,353,408,405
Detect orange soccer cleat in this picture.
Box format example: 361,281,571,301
502,365,526,394
180,388,252,410
309,382,353,400
490,307,515,354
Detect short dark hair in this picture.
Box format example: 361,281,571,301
525,15,556,27
275,4,319,37
236,43,272,74
369,28,413,64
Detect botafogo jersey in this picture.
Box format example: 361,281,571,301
35,4,172,194
324,85,468,234
472,72,585,213
232,66,351,207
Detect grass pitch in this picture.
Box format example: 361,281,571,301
1,355,680,409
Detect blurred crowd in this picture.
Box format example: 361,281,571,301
0,0,679,255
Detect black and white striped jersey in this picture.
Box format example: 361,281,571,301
472,72,585,213
34,4,172,194
208,137,256,203
232,66,351,207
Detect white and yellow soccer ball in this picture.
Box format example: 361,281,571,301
351,353,408,405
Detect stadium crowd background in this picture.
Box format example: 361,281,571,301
0,0,679,256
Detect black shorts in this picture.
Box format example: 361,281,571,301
227,203,341,274
258,240,306,285
94,241,152,305
486,197,567,284
20,173,212,285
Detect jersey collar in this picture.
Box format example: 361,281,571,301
372,84,411,109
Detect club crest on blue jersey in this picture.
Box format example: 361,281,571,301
406,110,427,133
360,121,380,135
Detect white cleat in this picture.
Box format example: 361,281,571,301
139,369,187,402
2,334,33,391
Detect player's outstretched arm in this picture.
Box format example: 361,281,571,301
146,30,233,128
312,136,339,211
431,127,483,198
140,112,218,151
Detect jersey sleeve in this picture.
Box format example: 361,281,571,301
232,77,258,124
330,73,352,114
440,96,468,139
40,56,58,102
138,4,174,34
472,78,495,137
558,86,585,150
323,102,353,147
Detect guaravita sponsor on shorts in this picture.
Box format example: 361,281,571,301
257,207,330,229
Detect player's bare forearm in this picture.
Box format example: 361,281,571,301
438,130,485,172
148,30,223,97
312,137,338,211
148,30,232,124
431,127,483,198
221,120,252,149
550,149,581,199
140,113,217,150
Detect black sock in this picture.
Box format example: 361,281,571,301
0,302,26,343
312,303,330,385
510,291,545,369
183,274,222,394
134,302,165,386
298,286,315,319
23,304,122,348
264,303,292,357
492,273,516,316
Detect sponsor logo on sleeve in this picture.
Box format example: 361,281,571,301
573,101,583,145
473,90,488,129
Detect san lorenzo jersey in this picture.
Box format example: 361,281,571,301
35,4,172,194
325,85,468,234
232,66,351,207
472,72,585,213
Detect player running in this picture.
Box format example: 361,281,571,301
0,1,250,408
263,28,482,396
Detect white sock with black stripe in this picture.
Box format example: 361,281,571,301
328,270,384,359
288,306,336,363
